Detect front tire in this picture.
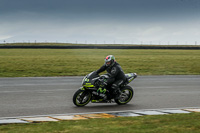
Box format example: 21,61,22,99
73,89,91,107
115,85,134,105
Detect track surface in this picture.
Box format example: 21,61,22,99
0,75,199,117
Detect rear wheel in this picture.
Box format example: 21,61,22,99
115,85,134,105
73,89,91,107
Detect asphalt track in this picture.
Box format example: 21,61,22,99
0,75,199,118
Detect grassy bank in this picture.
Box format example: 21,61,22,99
0,49,200,77
0,113,200,133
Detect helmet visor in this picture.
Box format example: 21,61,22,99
106,61,111,66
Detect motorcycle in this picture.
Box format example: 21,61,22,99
73,71,137,107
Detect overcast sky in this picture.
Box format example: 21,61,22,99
0,0,200,45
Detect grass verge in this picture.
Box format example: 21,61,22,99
0,49,200,77
0,113,200,133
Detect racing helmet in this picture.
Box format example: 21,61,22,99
105,55,115,67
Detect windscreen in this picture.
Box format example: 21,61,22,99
87,71,99,79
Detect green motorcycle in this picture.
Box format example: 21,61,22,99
73,71,137,107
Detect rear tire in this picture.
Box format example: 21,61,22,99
115,85,134,105
73,89,91,107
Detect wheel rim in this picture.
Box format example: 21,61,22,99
76,91,91,106
118,89,133,104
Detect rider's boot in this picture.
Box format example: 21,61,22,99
114,88,122,100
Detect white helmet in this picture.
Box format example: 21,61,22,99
105,55,115,67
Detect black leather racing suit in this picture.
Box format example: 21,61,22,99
96,62,126,97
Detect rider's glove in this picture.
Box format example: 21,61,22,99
102,81,107,86
99,81,107,88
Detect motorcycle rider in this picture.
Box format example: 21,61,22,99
96,55,127,99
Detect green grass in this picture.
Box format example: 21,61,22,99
0,49,200,77
0,113,200,133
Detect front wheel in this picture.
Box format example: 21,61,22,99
73,89,91,107
115,85,134,105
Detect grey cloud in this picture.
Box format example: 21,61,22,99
0,0,200,44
